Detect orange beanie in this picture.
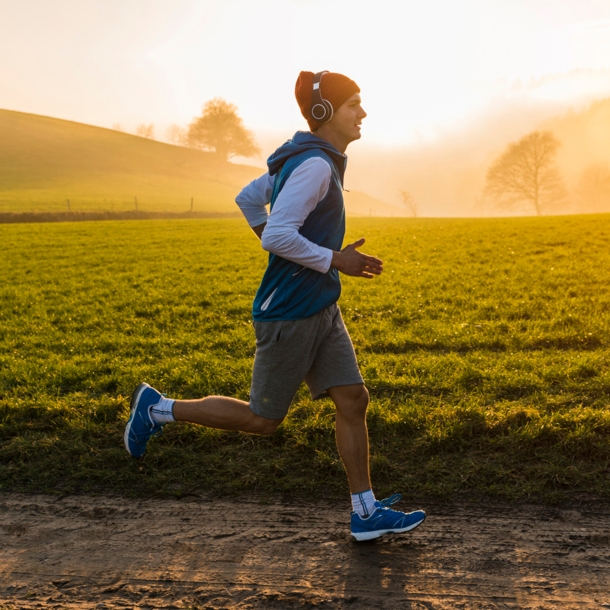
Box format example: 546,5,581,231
295,71,360,131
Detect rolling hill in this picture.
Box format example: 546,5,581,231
0,109,260,214
0,109,402,217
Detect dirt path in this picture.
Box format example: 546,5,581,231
1,492,609,609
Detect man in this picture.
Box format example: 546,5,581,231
124,71,426,541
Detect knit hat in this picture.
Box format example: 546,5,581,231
295,71,360,131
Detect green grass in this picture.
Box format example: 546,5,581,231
1,215,609,502
0,109,260,213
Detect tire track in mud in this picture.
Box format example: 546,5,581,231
1,493,609,609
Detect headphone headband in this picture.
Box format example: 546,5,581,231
311,71,333,124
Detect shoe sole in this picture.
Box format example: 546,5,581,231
123,382,150,457
351,514,426,541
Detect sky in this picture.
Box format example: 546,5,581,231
2,0,610,146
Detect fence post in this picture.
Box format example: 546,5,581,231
191,197,194,212
66,199,71,212
135,196,138,212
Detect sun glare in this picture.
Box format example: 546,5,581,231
143,0,610,146
1,0,610,147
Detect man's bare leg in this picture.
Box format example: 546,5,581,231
173,397,283,435
328,383,371,494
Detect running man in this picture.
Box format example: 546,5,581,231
124,70,426,541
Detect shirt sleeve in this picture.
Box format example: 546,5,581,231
261,156,333,274
235,172,274,227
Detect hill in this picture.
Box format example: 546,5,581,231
0,109,261,214
0,109,400,216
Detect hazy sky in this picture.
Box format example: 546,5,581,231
2,0,610,145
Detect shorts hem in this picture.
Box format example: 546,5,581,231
309,375,365,401
249,401,289,421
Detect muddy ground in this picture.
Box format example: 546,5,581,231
1,492,609,609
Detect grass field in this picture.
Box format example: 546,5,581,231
1,215,609,502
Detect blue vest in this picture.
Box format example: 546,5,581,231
252,132,347,321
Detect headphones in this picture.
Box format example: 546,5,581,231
311,71,333,123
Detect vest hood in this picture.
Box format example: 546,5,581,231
267,131,346,177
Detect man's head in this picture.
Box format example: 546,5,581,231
295,71,366,152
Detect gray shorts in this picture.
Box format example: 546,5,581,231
249,303,364,420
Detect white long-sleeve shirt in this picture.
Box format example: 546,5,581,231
235,157,334,274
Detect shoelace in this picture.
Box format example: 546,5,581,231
380,493,402,508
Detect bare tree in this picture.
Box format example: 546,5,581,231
483,130,566,215
575,164,610,213
165,124,187,147
112,123,125,132
399,189,418,217
187,98,260,161
135,123,155,139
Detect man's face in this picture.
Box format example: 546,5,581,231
328,92,367,144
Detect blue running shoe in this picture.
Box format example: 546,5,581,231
350,494,426,541
124,382,165,458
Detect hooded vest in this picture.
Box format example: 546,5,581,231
252,132,347,321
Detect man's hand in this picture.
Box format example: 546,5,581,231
331,238,383,278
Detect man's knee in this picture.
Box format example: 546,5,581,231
352,385,370,414
249,412,284,435
332,384,370,417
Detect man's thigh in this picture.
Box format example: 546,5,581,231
249,310,332,419
305,305,364,400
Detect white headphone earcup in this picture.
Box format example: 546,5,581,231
312,103,328,121
322,99,333,121
311,71,333,123
311,99,333,122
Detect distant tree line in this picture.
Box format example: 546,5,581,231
482,129,610,215
185,98,260,161
114,107,610,215
135,123,155,139
399,189,418,217
112,122,155,140
113,98,260,163
483,130,566,216
574,163,610,212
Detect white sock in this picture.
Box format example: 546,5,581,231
351,489,377,518
150,397,175,424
